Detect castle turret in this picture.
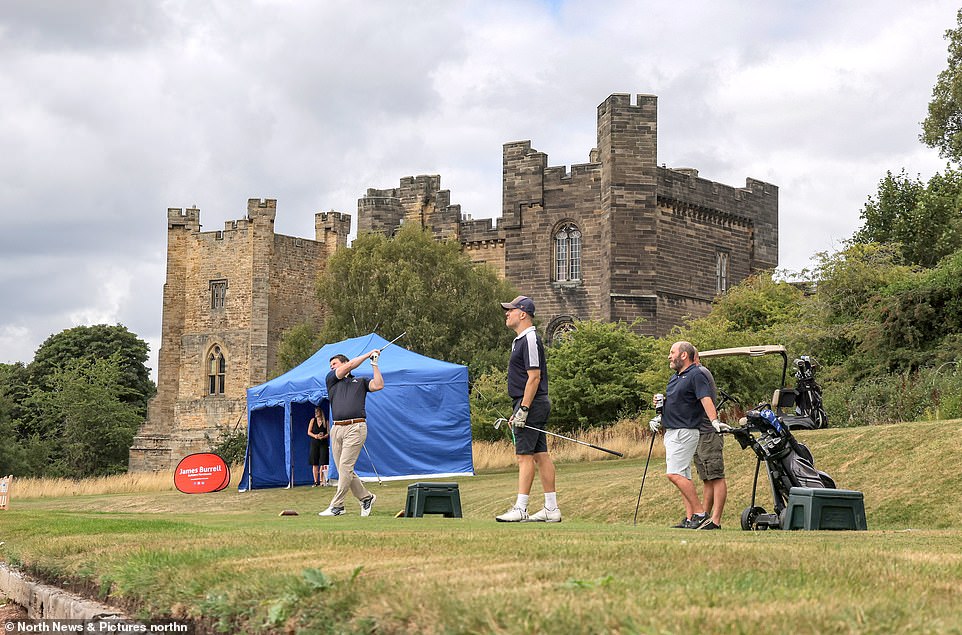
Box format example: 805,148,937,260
596,93,659,323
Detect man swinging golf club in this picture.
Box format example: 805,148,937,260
495,295,561,523
318,347,383,518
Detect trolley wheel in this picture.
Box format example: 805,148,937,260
740,506,766,531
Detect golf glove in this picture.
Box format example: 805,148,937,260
512,406,528,428
370,350,380,366
648,415,662,433
712,419,732,433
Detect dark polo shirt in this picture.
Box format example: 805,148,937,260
507,326,548,399
662,363,713,430
326,370,371,420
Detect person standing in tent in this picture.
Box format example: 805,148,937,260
318,348,383,517
496,295,562,523
308,404,330,487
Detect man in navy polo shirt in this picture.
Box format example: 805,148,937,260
318,347,383,518
650,341,725,529
495,295,561,523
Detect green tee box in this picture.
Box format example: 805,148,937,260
404,482,462,518
784,487,867,531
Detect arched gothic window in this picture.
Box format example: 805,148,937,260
555,223,582,282
208,345,226,395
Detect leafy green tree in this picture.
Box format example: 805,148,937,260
30,324,155,416
469,368,515,442
921,8,962,161
316,224,517,377
860,248,962,374
26,354,143,477
275,321,322,376
853,168,962,268
546,321,658,431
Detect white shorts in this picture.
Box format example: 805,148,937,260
664,428,700,479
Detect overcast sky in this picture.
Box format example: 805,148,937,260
1,0,957,379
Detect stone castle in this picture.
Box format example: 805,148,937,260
128,93,778,471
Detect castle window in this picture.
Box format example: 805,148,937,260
716,252,730,293
210,279,227,310
555,223,582,282
208,346,226,395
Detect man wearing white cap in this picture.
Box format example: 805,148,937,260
495,295,561,523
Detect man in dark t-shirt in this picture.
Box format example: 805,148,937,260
318,348,383,518
495,295,561,523
653,341,723,529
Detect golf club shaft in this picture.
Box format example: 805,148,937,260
362,444,383,485
633,432,656,525
379,331,407,353
523,423,624,457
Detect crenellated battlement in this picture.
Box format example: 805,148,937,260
315,210,352,246
167,206,200,231
357,174,462,241
247,198,277,222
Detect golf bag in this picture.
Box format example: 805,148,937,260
780,355,829,430
729,405,835,530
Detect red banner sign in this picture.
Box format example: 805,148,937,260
174,453,231,494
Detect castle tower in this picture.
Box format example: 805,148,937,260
129,199,349,472
596,94,660,324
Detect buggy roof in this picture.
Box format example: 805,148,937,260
699,345,789,385
699,345,787,358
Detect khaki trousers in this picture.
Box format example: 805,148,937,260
329,422,372,509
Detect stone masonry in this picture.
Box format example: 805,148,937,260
128,199,349,472
132,93,777,472
359,93,778,340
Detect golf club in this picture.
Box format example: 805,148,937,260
494,418,624,457
362,444,385,485
632,432,656,525
379,331,407,353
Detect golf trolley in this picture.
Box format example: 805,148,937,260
697,345,835,530
725,405,836,530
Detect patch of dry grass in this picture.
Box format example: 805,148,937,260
472,417,661,470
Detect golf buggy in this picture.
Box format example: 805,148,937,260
699,345,835,530
700,345,828,431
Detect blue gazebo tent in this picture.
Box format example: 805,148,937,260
238,333,473,490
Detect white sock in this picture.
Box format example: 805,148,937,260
544,492,558,510
515,494,529,510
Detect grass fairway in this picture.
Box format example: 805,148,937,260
2,420,962,633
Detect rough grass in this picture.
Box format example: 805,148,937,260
1,419,961,634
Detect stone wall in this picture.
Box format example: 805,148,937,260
129,200,348,472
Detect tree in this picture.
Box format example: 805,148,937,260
546,321,658,431
922,8,962,161
30,324,155,416
852,168,962,268
275,321,322,376
0,363,30,474
315,224,517,376
26,355,143,477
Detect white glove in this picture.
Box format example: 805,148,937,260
648,415,662,433
511,406,528,428
712,419,732,433
370,350,380,366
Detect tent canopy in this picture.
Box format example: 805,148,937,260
239,333,473,490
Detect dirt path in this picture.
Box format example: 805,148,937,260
1,594,28,621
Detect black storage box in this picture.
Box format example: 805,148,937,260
404,482,462,518
784,487,867,530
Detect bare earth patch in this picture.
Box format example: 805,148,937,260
1,595,28,621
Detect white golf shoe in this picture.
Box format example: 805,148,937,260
318,506,345,517
360,494,376,517
525,507,562,523
495,506,528,522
